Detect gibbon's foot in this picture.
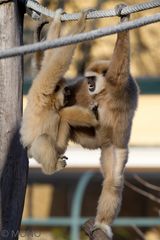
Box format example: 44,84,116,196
115,3,130,22
93,222,113,239
90,102,99,120
56,156,67,171
83,218,111,240
42,156,67,175
42,161,57,175
60,155,68,160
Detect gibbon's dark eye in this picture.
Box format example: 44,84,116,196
54,85,60,93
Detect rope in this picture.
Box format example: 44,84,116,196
26,0,160,21
0,12,160,59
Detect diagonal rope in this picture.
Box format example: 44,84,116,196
26,0,160,21
0,12,160,59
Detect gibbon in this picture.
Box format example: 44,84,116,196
56,4,139,238
20,9,98,174
32,19,49,73
31,4,139,237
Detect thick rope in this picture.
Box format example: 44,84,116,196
0,13,160,59
26,0,160,21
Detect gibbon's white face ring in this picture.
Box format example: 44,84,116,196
85,71,105,96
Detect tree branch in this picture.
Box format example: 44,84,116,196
134,174,160,192
125,180,160,204
132,225,145,240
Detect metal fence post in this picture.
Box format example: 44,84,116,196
70,172,94,240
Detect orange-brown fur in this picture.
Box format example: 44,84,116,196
20,9,98,174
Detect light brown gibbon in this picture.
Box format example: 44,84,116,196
20,9,98,175
56,4,139,238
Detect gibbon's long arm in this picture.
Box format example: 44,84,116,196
105,12,130,87
29,10,88,101
33,19,50,71
41,10,62,65
33,16,62,72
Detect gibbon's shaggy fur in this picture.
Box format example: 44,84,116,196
20,9,98,174
32,19,49,73
56,5,139,238
31,4,139,238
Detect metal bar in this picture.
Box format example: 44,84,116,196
114,217,160,226
22,217,73,226
22,217,160,227
70,172,94,240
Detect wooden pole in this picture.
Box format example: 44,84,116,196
0,0,28,239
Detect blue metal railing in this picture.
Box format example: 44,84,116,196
22,217,160,227
70,172,94,240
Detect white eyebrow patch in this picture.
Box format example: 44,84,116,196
85,71,98,78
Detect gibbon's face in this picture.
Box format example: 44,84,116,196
85,72,106,96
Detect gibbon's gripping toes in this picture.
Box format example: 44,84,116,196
20,9,98,174
57,4,139,238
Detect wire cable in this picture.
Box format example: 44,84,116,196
0,12,160,59
26,0,160,21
